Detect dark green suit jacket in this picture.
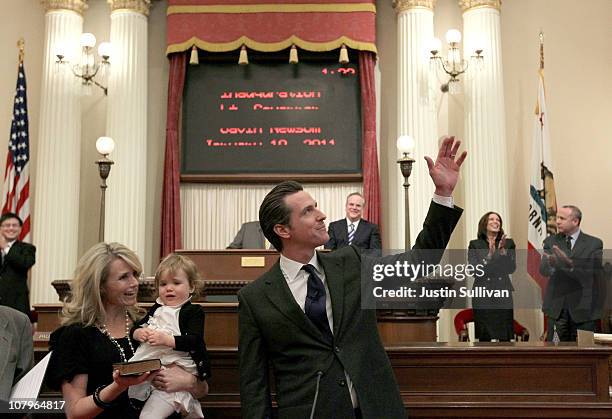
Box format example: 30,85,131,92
238,202,462,419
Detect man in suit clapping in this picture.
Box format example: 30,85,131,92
0,213,36,316
325,193,381,251
540,205,604,342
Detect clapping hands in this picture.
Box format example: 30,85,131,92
543,245,574,269
487,234,507,259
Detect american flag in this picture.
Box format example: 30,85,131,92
2,61,31,242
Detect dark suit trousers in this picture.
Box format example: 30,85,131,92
547,310,598,342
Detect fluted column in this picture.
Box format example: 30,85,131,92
393,0,438,248
32,0,86,304
460,0,509,234
104,0,150,260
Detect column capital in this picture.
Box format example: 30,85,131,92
41,0,88,15
458,0,501,12
107,0,151,16
393,0,436,13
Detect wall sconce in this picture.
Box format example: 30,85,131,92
95,136,115,242
429,29,483,94
55,33,111,95
396,135,415,249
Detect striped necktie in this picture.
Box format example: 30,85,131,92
348,223,355,245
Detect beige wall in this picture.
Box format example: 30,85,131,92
0,1,610,327
0,0,44,235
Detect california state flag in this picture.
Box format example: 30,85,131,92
527,67,557,294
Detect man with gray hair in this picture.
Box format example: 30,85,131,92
540,205,604,341
325,192,381,250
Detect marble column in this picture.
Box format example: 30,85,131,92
32,0,87,304
393,0,438,249
459,0,509,234
104,0,150,261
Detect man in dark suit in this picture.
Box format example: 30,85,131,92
0,213,36,316
227,221,267,249
0,305,33,403
238,137,466,418
325,192,381,250
540,205,604,341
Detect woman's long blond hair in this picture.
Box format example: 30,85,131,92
61,242,144,327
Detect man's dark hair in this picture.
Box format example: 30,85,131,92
562,205,582,224
0,212,23,227
259,181,303,252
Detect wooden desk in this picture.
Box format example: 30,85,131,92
204,342,612,418
176,249,280,281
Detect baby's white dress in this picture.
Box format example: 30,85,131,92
128,298,203,418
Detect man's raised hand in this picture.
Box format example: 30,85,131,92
424,136,467,197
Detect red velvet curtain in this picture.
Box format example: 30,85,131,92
359,51,380,231
166,0,377,54
161,52,187,258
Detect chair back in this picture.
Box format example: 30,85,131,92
454,309,474,341
454,308,530,341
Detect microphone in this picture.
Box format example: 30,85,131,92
309,370,324,419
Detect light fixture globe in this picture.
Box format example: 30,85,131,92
397,135,415,155
471,38,485,56
96,136,115,156
98,42,112,60
445,29,462,44
54,42,67,60
429,38,442,55
80,33,96,48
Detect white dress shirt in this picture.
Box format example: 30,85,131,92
3,240,15,257
567,229,580,250
432,193,453,208
345,218,360,230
